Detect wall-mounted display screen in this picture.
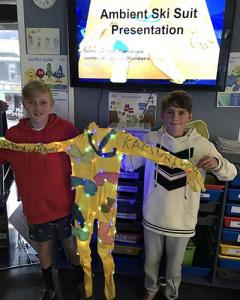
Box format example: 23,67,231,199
68,0,235,90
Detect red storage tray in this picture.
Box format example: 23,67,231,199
204,184,225,190
224,216,240,229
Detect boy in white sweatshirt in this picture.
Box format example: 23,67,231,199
123,90,237,300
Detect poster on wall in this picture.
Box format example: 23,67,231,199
108,92,157,126
26,28,60,55
52,90,69,120
21,55,68,87
21,55,69,119
217,52,240,107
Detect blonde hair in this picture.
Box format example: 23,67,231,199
22,81,53,102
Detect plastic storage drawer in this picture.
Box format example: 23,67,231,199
217,268,240,281
115,232,143,244
113,242,143,256
119,171,140,180
220,243,240,257
199,202,220,213
116,205,142,220
182,266,211,277
200,189,223,202
225,203,240,216
230,166,240,187
116,219,142,233
222,228,240,243
182,245,196,266
227,189,240,202
117,184,139,193
224,216,240,229
197,214,218,226
230,176,240,187
218,254,240,269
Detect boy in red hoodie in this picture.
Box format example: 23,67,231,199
0,81,82,300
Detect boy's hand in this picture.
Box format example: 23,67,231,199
0,100,8,111
197,156,218,170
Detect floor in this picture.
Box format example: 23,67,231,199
1,259,240,300
0,184,240,300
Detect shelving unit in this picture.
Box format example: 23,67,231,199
182,164,240,290
217,165,240,283
113,166,145,276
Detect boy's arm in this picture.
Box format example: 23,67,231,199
198,142,237,181
121,131,153,172
0,138,72,154
117,131,205,192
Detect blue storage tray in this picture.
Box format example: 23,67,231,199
230,176,240,187
200,189,223,202
225,203,240,216
230,167,240,187
113,256,144,276
218,255,240,269
182,266,211,277
222,228,240,243
228,189,240,202
119,171,139,180
117,185,138,193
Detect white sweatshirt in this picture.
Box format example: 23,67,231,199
123,127,237,237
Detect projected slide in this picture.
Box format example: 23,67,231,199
76,0,225,85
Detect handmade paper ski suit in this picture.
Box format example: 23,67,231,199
0,122,204,300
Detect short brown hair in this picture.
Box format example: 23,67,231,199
161,90,193,113
22,81,53,102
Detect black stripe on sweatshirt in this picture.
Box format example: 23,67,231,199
157,174,187,191
143,219,195,235
155,145,194,190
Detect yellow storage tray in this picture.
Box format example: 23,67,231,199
220,244,240,257
113,244,142,256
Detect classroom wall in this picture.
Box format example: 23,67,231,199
22,0,240,139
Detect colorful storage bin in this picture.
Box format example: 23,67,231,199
222,228,240,243
115,232,143,244
182,266,211,277
230,166,240,187
116,219,142,233
199,202,220,213
119,171,139,180
113,242,143,256
220,243,240,257
198,215,218,226
200,189,223,202
182,245,196,266
218,254,240,269
217,268,240,281
224,216,240,229
225,203,240,216
117,184,138,193
227,189,240,202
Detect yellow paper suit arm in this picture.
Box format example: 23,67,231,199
116,131,205,192
0,137,72,153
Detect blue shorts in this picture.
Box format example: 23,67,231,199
29,215,72,243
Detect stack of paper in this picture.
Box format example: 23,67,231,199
215,137,240,154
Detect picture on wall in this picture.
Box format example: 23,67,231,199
21,55,67,87
108,92,157,126
26,28,60,55
217,52,240,107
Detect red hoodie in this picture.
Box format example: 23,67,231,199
0,114,79,224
